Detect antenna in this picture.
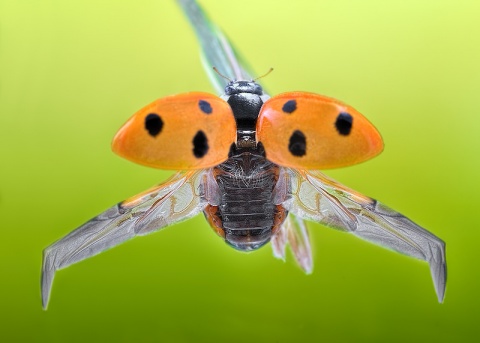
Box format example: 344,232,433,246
253,67,274,81
212,67,233,82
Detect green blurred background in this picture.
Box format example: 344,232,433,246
1,0,479,342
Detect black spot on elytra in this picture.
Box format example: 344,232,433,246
282,100,297,114
193,130,209,158
289,130,306,157
335,112,353,135
145,113,163,137
199,100,212,114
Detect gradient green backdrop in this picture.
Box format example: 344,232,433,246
1,1,479,342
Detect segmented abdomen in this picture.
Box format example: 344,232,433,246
205,152,286,251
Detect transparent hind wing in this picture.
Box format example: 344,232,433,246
271,220,288,261
285,214,313,274
272,214,313,274
41,170,208,309
271,167,313,273
282,168,446,303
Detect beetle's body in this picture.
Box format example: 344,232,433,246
208,148,286,251
40,0,446,310
205,81,287,251
41,78,447,307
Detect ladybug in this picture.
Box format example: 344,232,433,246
41,74,446,308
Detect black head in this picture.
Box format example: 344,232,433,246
225,81,263,96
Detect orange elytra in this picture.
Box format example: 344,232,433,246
256,92,384,169
112,92,236,170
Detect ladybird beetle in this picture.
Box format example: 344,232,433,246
41,78,446,308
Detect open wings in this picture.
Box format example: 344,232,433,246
280,168,446,302
41,170,208,309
